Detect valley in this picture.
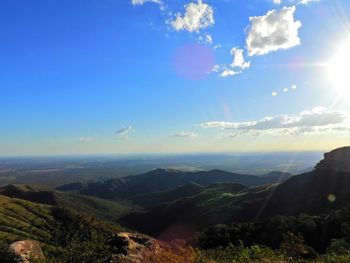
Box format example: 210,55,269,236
1,147,350,262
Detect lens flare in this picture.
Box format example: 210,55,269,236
327,194,336,202
173,44,215,80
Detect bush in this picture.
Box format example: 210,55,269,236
0,244,21,263
327,238,350,255
196,243,283,263
141,239,197,263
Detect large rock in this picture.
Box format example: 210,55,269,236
9,240,45,263
108,232,164,263
315,147,350,172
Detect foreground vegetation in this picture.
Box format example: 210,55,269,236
0,237,350,263
2,225,350,262
2,187,350,262
140,233,350,263
0,193,123,262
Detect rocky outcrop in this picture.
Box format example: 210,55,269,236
108,232,164,263
9,240,45,263
315,147,350,172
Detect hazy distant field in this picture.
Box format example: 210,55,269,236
0,152,322,187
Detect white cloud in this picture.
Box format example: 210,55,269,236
230,48,251,70
172,131,198,138
131,0,162,5
298,0,319,5
272,0,319,5
246,6,302,56
219,69,239,78
170,0,214,32
200,107,349,136
78,137,93,143
213,48,250,78
213,44,222,50
198,33,213,44
298,107,345,127
212,64,221,72
115,126,134,138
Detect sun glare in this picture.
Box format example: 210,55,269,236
329,41,350,97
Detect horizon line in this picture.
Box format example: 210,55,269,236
0,149,328,159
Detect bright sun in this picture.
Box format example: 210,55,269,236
329,41,350,97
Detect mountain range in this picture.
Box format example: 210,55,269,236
56,168,291,200
1,146,350,262
120,147,350,238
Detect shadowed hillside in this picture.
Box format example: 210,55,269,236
56,168,290,201
121,147,350,239
131,181,205,208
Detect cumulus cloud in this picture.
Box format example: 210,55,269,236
200,107,349,136
246,6,302,56
170,0,214,32
230,48,251,70
172,131,198,138
213,47,250,78
131,0,162,5
115,126,134,138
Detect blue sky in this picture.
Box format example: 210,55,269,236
0,0,350,156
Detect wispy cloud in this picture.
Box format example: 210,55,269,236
298,0,320,5
272,0,320,5
197,33,213,45
115,126,134,138
200,107,350,136
131,0,162,6
172,131,198,138
78,137,93,143
219,69,238,78
213,65,239,78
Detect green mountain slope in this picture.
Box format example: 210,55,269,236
0,194,53,245
56,168,288,202
120,182,255,238
0,184,136,223
131,181,205,208
0,192,126,262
